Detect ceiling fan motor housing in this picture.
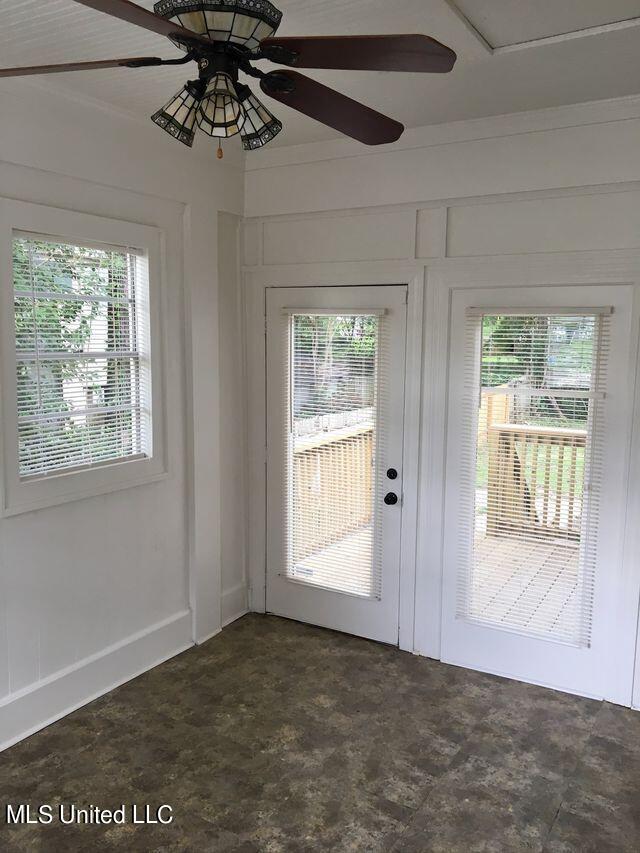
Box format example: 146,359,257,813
196,47,241,83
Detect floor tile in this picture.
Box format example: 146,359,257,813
0,616,637,852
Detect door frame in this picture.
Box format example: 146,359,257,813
265,285,408,644
420,253,640,705
242,250,640,701
442,284,635,702
244,264,425,651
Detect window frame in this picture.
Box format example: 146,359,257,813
0,199,167,516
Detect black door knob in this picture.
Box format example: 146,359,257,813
384,492,398,506
387,468,398,480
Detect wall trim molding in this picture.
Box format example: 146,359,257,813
222,583,249,628
243,182,640,230
242,188,640,275
0,610,192,752
246,93,640,174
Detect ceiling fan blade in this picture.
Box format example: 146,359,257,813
70,0,211,46
0,57,167,77
261,70,403,146
260,34,456,73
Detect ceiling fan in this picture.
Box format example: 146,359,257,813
0,0,457,156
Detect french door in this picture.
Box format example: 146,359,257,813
265,286,407,644
441,285,636,703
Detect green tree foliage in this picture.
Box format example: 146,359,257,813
13,239,136,475
481,315,552,387
481,314,594,426
293,314,378,418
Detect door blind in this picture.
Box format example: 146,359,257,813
457,310,609,647
283,312,388,599
12,234,151,478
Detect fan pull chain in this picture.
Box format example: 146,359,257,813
217,139,224,160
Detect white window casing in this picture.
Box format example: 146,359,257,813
0,200,166,515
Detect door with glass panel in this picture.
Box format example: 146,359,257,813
266,286,407,644
441,286,636,702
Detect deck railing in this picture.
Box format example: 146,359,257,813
290,400,586,562
486,423,587,540
292,424,373,562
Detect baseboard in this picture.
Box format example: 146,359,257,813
222,582,249,628
195,627,222,645
0,610,193,752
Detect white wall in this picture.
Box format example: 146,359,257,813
218,212,249,625
3,81,640,748
242,94,640,703
244,95,640,218
0,79,244,749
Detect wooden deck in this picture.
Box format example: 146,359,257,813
469,534,580,641
291,525,374,598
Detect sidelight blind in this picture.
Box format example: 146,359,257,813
457,309,610,647
283,311,387,599
12,234,151,478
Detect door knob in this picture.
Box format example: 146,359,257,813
384,492,398,506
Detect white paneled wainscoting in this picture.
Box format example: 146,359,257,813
2,87,640,750
241,93,640,709
0,79,245,749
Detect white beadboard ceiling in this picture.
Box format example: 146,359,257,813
0,0,639,149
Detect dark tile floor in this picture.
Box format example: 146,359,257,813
1,614,639,852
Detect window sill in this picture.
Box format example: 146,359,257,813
1,456,168,517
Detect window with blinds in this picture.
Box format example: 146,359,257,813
285,312,386,599
457,310,609,647
12,234,151,478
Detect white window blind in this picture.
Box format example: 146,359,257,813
457,311,609,647
284,313,387,599
12,234,152,478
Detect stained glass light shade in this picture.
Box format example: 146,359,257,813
237,85,282,150
151,81,204,147
197,73,246,138
154,0,282,53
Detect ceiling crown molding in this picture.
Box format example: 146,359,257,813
443,0,640,55
494,18,640,55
